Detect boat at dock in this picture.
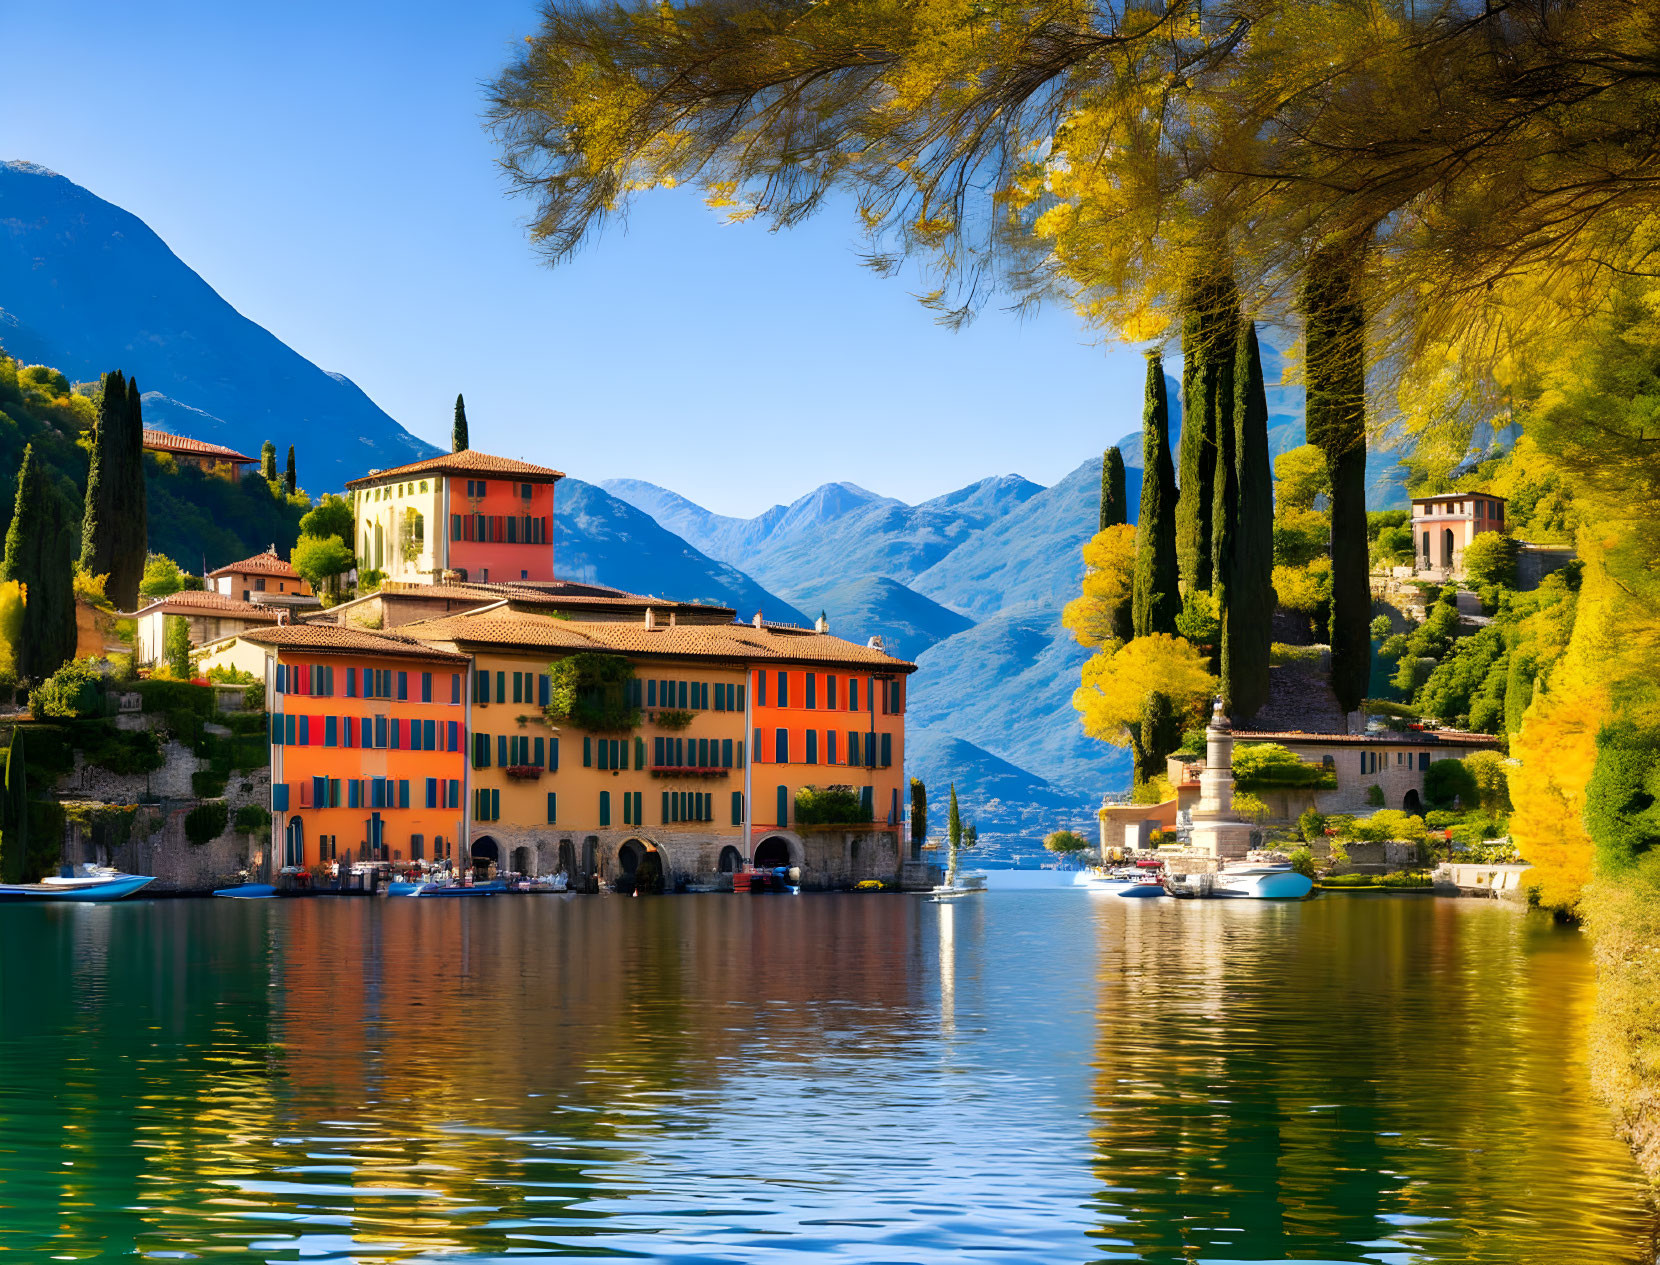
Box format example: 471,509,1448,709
0,867,155,903
1167,863,1314,900
929,872,986,901
214,883,277,899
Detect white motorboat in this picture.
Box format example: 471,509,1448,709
930,872,987,901
0,866,155,902
1212,862,1315,900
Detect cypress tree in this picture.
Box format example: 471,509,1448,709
1135,690,1181,784
909,777,927,860
1,728,27,884
946,783,962,882
453,394,469,452
107,374,147,610
3,444,77,681
1222,320,1275,722
1303,244,1371,715
285,445,297,496
1175,306,1215,594
260,441,277,482
1208,280,1240,603
1099,446,1126,531
1133,352,1182,637
79,370,124,584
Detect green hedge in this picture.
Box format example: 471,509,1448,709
184,802,229,846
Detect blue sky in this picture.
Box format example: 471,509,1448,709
0,1,1145,517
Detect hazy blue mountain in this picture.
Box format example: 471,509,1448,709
909,460,1100,620
603,472,1043,590
0,161,437,492
780,575,973,660
907,606,1126,796
905,729,1101,849
556,479,809,625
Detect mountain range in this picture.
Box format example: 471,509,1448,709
1,160,1406,850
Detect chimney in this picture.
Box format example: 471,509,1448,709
867,635,884,651
669,611,677,627
815,611,829,634
753,611,764,629
644,607,656,631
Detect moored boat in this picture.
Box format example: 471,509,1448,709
1213,863,1314,900
0,868,155,902
214,883,277,899
930,871,987,901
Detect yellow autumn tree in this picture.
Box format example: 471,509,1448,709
1062,524,1136,650
1073,633,1215,783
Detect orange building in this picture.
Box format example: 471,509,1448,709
142,428,256,479
346,449,564,586
1411,491,1507,578
203,625,471,872
209,547,316,607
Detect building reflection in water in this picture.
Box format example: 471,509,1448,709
1085,895,1656,1264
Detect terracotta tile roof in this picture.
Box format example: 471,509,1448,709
1235,729,1503,747
237,624,470,663
401,611,917,672
344,448,565,488
209,549,299,579
131,590,283,621
1412,490,1506,503
373,580,735,619
142,429,256,463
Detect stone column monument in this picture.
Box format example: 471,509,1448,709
1188,696,1255,861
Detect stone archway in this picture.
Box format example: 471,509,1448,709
616,837,665,894
1403,788,1424,816
718,845,743,873
472,835,500,880
510,845,533,877
1442,527,1455,569
754,835,793,869
558,839,576,879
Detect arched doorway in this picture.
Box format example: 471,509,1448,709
717,845,743,873
754,835,791,869
557,839,576,879
510,845,532,877
1403,788,1424,816
472,836,500,880
616,838,664,894
283,817,305,869
1441,527,1455,569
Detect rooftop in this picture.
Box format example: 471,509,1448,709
1411,490,1506,503
345,448,565,489
142,429,256,464
237,624,470,663
401,611,917,673
209,548,299,579
130,590,283,621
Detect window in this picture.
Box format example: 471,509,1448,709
865,733,877,767
547,792,558,824
756,670,767,707
426,778,438,809
776,785,788,827
731,792,745,826
722,738,733,769
805,673,817,709
848,730,862,766
826,675,837,710
776,671,789,707
422,672,432,703
827,731,838,765
324,716,338,748
599,790,611,828
805,730,818,765
849,677,859,712
775,729,789,764
880,732,892,767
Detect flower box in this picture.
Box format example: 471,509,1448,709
505,765,543,781
648,767,731,779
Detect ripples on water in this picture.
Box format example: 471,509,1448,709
0,891,1651,1262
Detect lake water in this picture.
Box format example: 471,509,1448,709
0,890,1652,1263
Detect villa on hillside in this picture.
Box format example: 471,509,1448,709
131,590,282,667
1411,491,1506,579
142,429,256,479
208,548,317,610
346,450,565,585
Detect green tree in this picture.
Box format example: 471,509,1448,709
945,783,965,882
116,374,148,610
909,777,927,858
1,728,27,884
1133,352,1181,638
260,441,277,482
284,445,297,496
1099,446,1126,531
1425,758,1478,810
1274,445,1331,515
1463,532,1521,589
1044,829,1090,856
79,369,124,586
291,533,355,604
163,614,192,679
299,493,355,548
453,393,469,452
1303,245,1370,715
1224,321,1274,721
2,444,77,682
1585,721,1660,873
1137,689,1182,786
139,553,185,600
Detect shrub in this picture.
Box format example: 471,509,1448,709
1369,615,1394,639
1351,810,1428,845
1584,721,1660,873
794,784,868,825
233,804,268,834
1378,634,1410,662
1298,807,1328,843
1464,750,1513,814
1234,791,1270,824
1044,829,1091,855
184,802,229,846
1270,642,1327,667
192,771,227,799
1174,589,1220,646
655,708,694,731
1176,727,1207,758
28,659,107,719
1463,532,1521,589
1425,758,1478,809
1365,784,1385,807
1233,743,1338,790
1288,846,1316,878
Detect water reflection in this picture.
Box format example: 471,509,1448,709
0,893,1652,1262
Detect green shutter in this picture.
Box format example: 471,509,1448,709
600,790,610,827
547,792,557,824
731,791,744,826
776,785,788,827
583,736,592,767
